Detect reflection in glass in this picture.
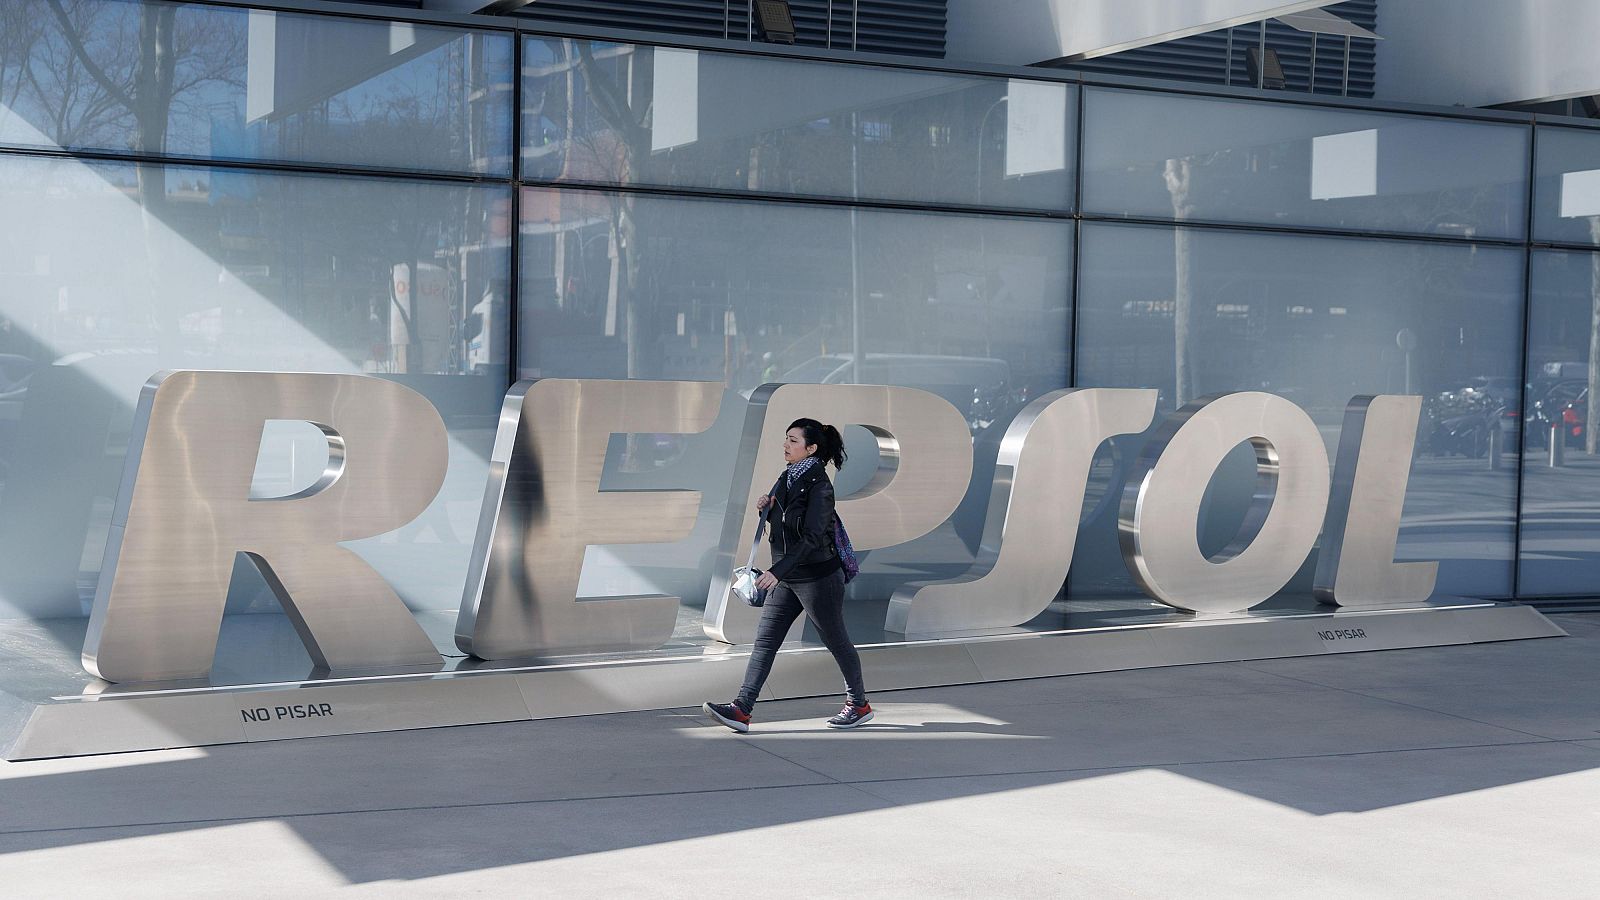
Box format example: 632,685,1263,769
522,38,1075,211
1532,126,1600,247
1520,250,1600,595
518,184,1071,613
0,0,513,175
1073,223,1523,601
0,154,510,621
1082,88,1528,239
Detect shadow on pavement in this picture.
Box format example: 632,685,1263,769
0,621,1596,884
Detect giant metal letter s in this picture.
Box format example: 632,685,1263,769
886,388,1156,634
456,379,722,659
83,371,448,683
704,383,973,644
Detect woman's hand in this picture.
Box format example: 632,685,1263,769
756,494,773,511
755,571,779,590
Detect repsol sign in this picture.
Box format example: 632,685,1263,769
82,373,1434,684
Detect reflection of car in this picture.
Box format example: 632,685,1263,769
1459,376,1520,408
1426,378,1519,458
780,353,1020,432
1526,379,1588,449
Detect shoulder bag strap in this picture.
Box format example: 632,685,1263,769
745,516,767,571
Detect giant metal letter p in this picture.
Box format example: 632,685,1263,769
83,371,448,683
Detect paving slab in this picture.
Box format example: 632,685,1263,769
853,746,1600,898
726,688,1546,782
877,660,1316,708
0,618,1593,897
0,710,825,832
1544,613,1600,634
1239,633,1600,689
0,784,1141,898
1349,678,1600,741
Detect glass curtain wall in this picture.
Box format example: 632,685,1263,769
1520,126,1600,597
0,0,513,175
1073,224,1524,601
516,40,1077,610
0,0,513,631
521,38,1075,210
1074,87,1532,604
2,0,1600,661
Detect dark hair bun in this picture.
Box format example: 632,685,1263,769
787,418,847,470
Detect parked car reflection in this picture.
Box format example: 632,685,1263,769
1425,377,1519,458
1525,378,1588,450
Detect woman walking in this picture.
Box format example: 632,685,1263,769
704,418,872,732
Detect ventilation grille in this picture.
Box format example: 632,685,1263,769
1060,0,1379,99
514,0,947,59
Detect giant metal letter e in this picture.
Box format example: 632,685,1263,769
456,379,722,659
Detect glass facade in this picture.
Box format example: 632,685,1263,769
1082,87,1529,239
1533,126,1600,246
1522,126,1600,598
521,38,1075,211
0,0,513,175
1521,249,1600,597
0,0,1596,659
1074,224,1524,600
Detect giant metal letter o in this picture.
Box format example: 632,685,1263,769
1118,391,1330,614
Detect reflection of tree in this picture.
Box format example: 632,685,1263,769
0,7,39,117
24,0,242,356
31,0,242,151
1155,141,1520,410
1164,157,1196,405
571,41,656,384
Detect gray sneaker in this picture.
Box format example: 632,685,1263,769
826,701,873,729
703,700,751,733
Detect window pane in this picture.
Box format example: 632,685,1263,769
0,0,513,175
1082,88,1528,240
1073,223,1524,602
1520,249,1600,596
1532,126,1600,246
0,155,511,623
522,38,1075,212
518,185,1072,611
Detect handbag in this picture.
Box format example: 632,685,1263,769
730,517,769,607
832,514,859,584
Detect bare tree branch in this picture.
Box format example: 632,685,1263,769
574,41,649,155
43,0,135,112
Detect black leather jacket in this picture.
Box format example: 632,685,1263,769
763,464,842,584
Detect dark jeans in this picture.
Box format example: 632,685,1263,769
735,569,867,711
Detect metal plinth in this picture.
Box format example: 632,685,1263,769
2,600,1565,760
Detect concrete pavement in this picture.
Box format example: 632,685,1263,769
0,612,1596,897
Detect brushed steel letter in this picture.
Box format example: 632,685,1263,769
704,383,973,644
1314,395,1438,606
84,371,447,683
1119,392,1330,614
885,388,1156,634
457,379,721,659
